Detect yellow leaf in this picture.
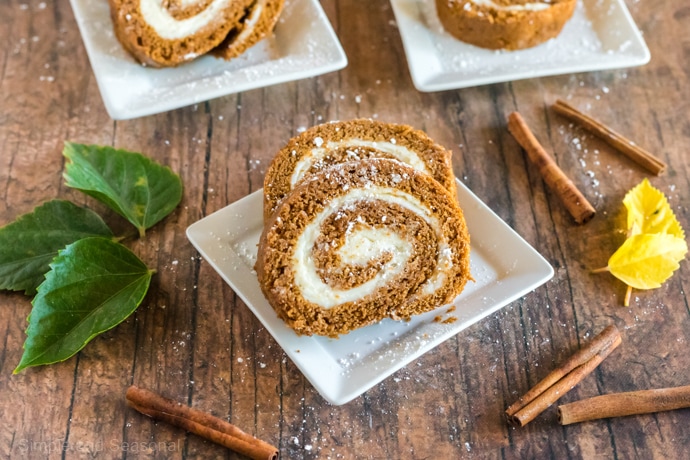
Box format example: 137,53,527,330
608,233,687,290
623,178,684,238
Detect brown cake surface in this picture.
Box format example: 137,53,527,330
435,0,577,50
108,0,283,67
213,0,285,60
263,119,458,220
255,158,471,337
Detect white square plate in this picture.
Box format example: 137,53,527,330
69,0,347,120
390,0,650,91
187,180,553,405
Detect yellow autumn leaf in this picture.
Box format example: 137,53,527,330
623,178,684,238
608,233,688,290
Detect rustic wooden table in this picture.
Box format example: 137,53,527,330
1,0,689,458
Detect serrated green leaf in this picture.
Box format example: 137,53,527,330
608,233,688,290
63,142,182,238
0,200,113,295
14,237,154,373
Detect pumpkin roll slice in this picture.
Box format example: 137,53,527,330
255,159,471,337
435,0,577,50
262,119,457,219
108,0,255,67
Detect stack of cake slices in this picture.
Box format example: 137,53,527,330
108,0,285,67
255,119,472,337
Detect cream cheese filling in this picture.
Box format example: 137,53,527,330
290,139,429,187
338,227,410,266
140,0,231,40
293,186,452,309
471,0,551,11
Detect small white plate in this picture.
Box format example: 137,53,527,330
187,180,553,405
69,0,347,120
390,0,650,91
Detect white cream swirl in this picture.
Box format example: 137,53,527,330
140,0,232,40
290,139,430,187
292,186,453,309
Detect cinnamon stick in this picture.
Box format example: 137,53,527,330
507,111,596,224
506,325,622,427
552,99,666,175
558,385,690,425
125,386,278,460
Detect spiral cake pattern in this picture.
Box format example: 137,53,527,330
108,0,284,67
255,159,471,337
262,119,458,220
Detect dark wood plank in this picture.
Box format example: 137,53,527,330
1,0,689,458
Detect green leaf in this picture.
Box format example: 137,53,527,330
14,237,154,373
63,142,183,238
0,200,113,295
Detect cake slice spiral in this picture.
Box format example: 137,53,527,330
108,0,284,67
262,119,458,220
255,158,471,337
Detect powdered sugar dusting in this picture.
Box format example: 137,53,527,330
188,176,552,404
421,0,603,75
391,0,648,90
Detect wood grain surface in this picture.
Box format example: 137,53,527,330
1,0,689,458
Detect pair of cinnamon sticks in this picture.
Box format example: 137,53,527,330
507,100,667,225
506,325,690,427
